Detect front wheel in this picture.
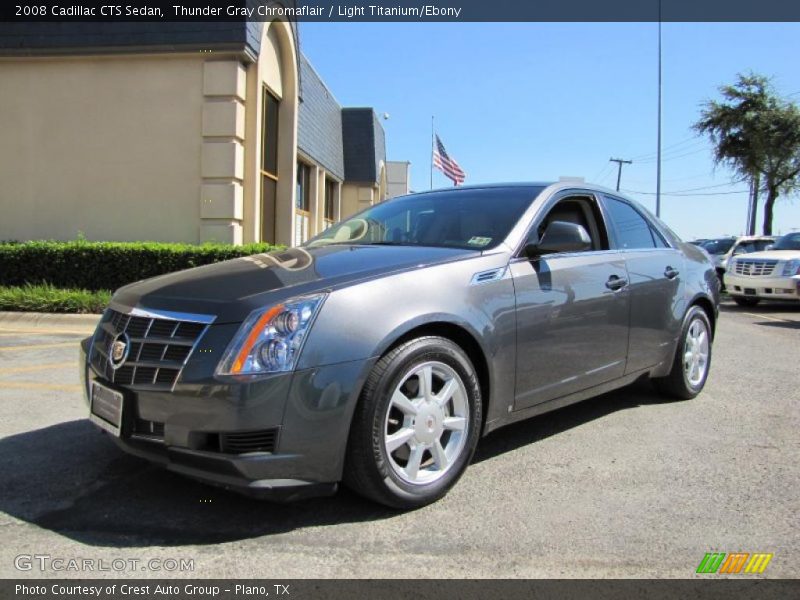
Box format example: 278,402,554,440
652,306,713,400
733,296,761,307
344,336,482,509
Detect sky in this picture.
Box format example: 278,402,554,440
299,22,800,241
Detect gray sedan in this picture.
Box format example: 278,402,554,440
80,182,719,508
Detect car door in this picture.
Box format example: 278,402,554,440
600,194,685,374
510,192,631,411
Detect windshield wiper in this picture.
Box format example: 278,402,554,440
362,241,420,246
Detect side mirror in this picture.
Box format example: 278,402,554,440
526,220,592,256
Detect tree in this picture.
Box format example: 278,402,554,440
694,73,800,235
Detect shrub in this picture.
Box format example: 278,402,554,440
0,284,112,314
0,240,281,292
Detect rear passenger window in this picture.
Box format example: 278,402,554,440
603,196,657,249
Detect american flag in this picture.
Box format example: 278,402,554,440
433,134,466,185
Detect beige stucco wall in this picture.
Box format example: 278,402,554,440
341,182,380,220
0,54,208,243
386,160,411,198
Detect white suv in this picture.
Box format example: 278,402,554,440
724,232,800,306
713,235,776,290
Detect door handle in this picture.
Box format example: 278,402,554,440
664,266,680,279
606,275,628,291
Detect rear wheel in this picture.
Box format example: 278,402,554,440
733,296,761,307
653,306,713,400
344,336,482,509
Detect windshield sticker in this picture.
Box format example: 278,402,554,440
467,236,492,247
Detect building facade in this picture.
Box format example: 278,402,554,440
0,20,397,246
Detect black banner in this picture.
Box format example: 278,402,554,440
4,0,800,22
4,580,800,600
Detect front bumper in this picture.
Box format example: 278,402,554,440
80,337,377,501
724,273,800,301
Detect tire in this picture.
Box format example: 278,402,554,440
652,305,713,400
716,268,726,292
343,336,482,509
733,296,761,307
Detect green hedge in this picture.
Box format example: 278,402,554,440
0,240,281,292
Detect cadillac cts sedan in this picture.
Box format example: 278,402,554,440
80,182,719,508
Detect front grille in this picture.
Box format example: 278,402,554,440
89,307,212,391
219,429,279,454
733,259,778,277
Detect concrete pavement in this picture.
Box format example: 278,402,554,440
0,302,798,578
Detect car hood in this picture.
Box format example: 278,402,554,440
111,245,478,323
730,250,799,261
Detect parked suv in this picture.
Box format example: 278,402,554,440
716,235,777,291
725,232,800,306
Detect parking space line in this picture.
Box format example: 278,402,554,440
742,312,795,323
0,381,82,392
0,342,78,352
0,361,75,375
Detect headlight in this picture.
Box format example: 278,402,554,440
781,259,800,277
216,293,326,376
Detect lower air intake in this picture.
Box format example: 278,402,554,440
219,429,279,454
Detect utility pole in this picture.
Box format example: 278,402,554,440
609,157,633,191
748,173,760,235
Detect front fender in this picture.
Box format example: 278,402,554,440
297,256,518,427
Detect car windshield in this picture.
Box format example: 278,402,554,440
701,238,735,254
734,240,774,254
306,187,544,250
773,232,800,250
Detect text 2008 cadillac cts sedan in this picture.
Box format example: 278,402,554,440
80,182,719,508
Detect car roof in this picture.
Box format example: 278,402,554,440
423,181,628,197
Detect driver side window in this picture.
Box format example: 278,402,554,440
527,195,609,252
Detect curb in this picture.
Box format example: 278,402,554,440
0,311,100,334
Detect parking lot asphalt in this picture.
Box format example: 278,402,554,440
0,301,798,579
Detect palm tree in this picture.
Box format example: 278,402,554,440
694,73,800,235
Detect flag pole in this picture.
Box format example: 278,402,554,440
430,115,434,190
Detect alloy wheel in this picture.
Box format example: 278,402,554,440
683,318,710,387
383,361,470,485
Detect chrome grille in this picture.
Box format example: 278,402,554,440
733,259,778,277
89,307,213,391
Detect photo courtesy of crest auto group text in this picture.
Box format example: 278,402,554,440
0,0,798,597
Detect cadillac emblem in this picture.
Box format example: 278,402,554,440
109,333,130,369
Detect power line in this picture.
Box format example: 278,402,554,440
636,146,707,164
591,162,615,182
622,188,748,197
629,134,702,162
651,180,745,193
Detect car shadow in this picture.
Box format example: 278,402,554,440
720,300,800,314
473,378,665,464
0,379,667,548
753,320,800,330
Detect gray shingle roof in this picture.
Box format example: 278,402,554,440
297,55,345,180
342,108,386,184
0,23,263,58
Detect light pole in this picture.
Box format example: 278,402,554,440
656,4,663,217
